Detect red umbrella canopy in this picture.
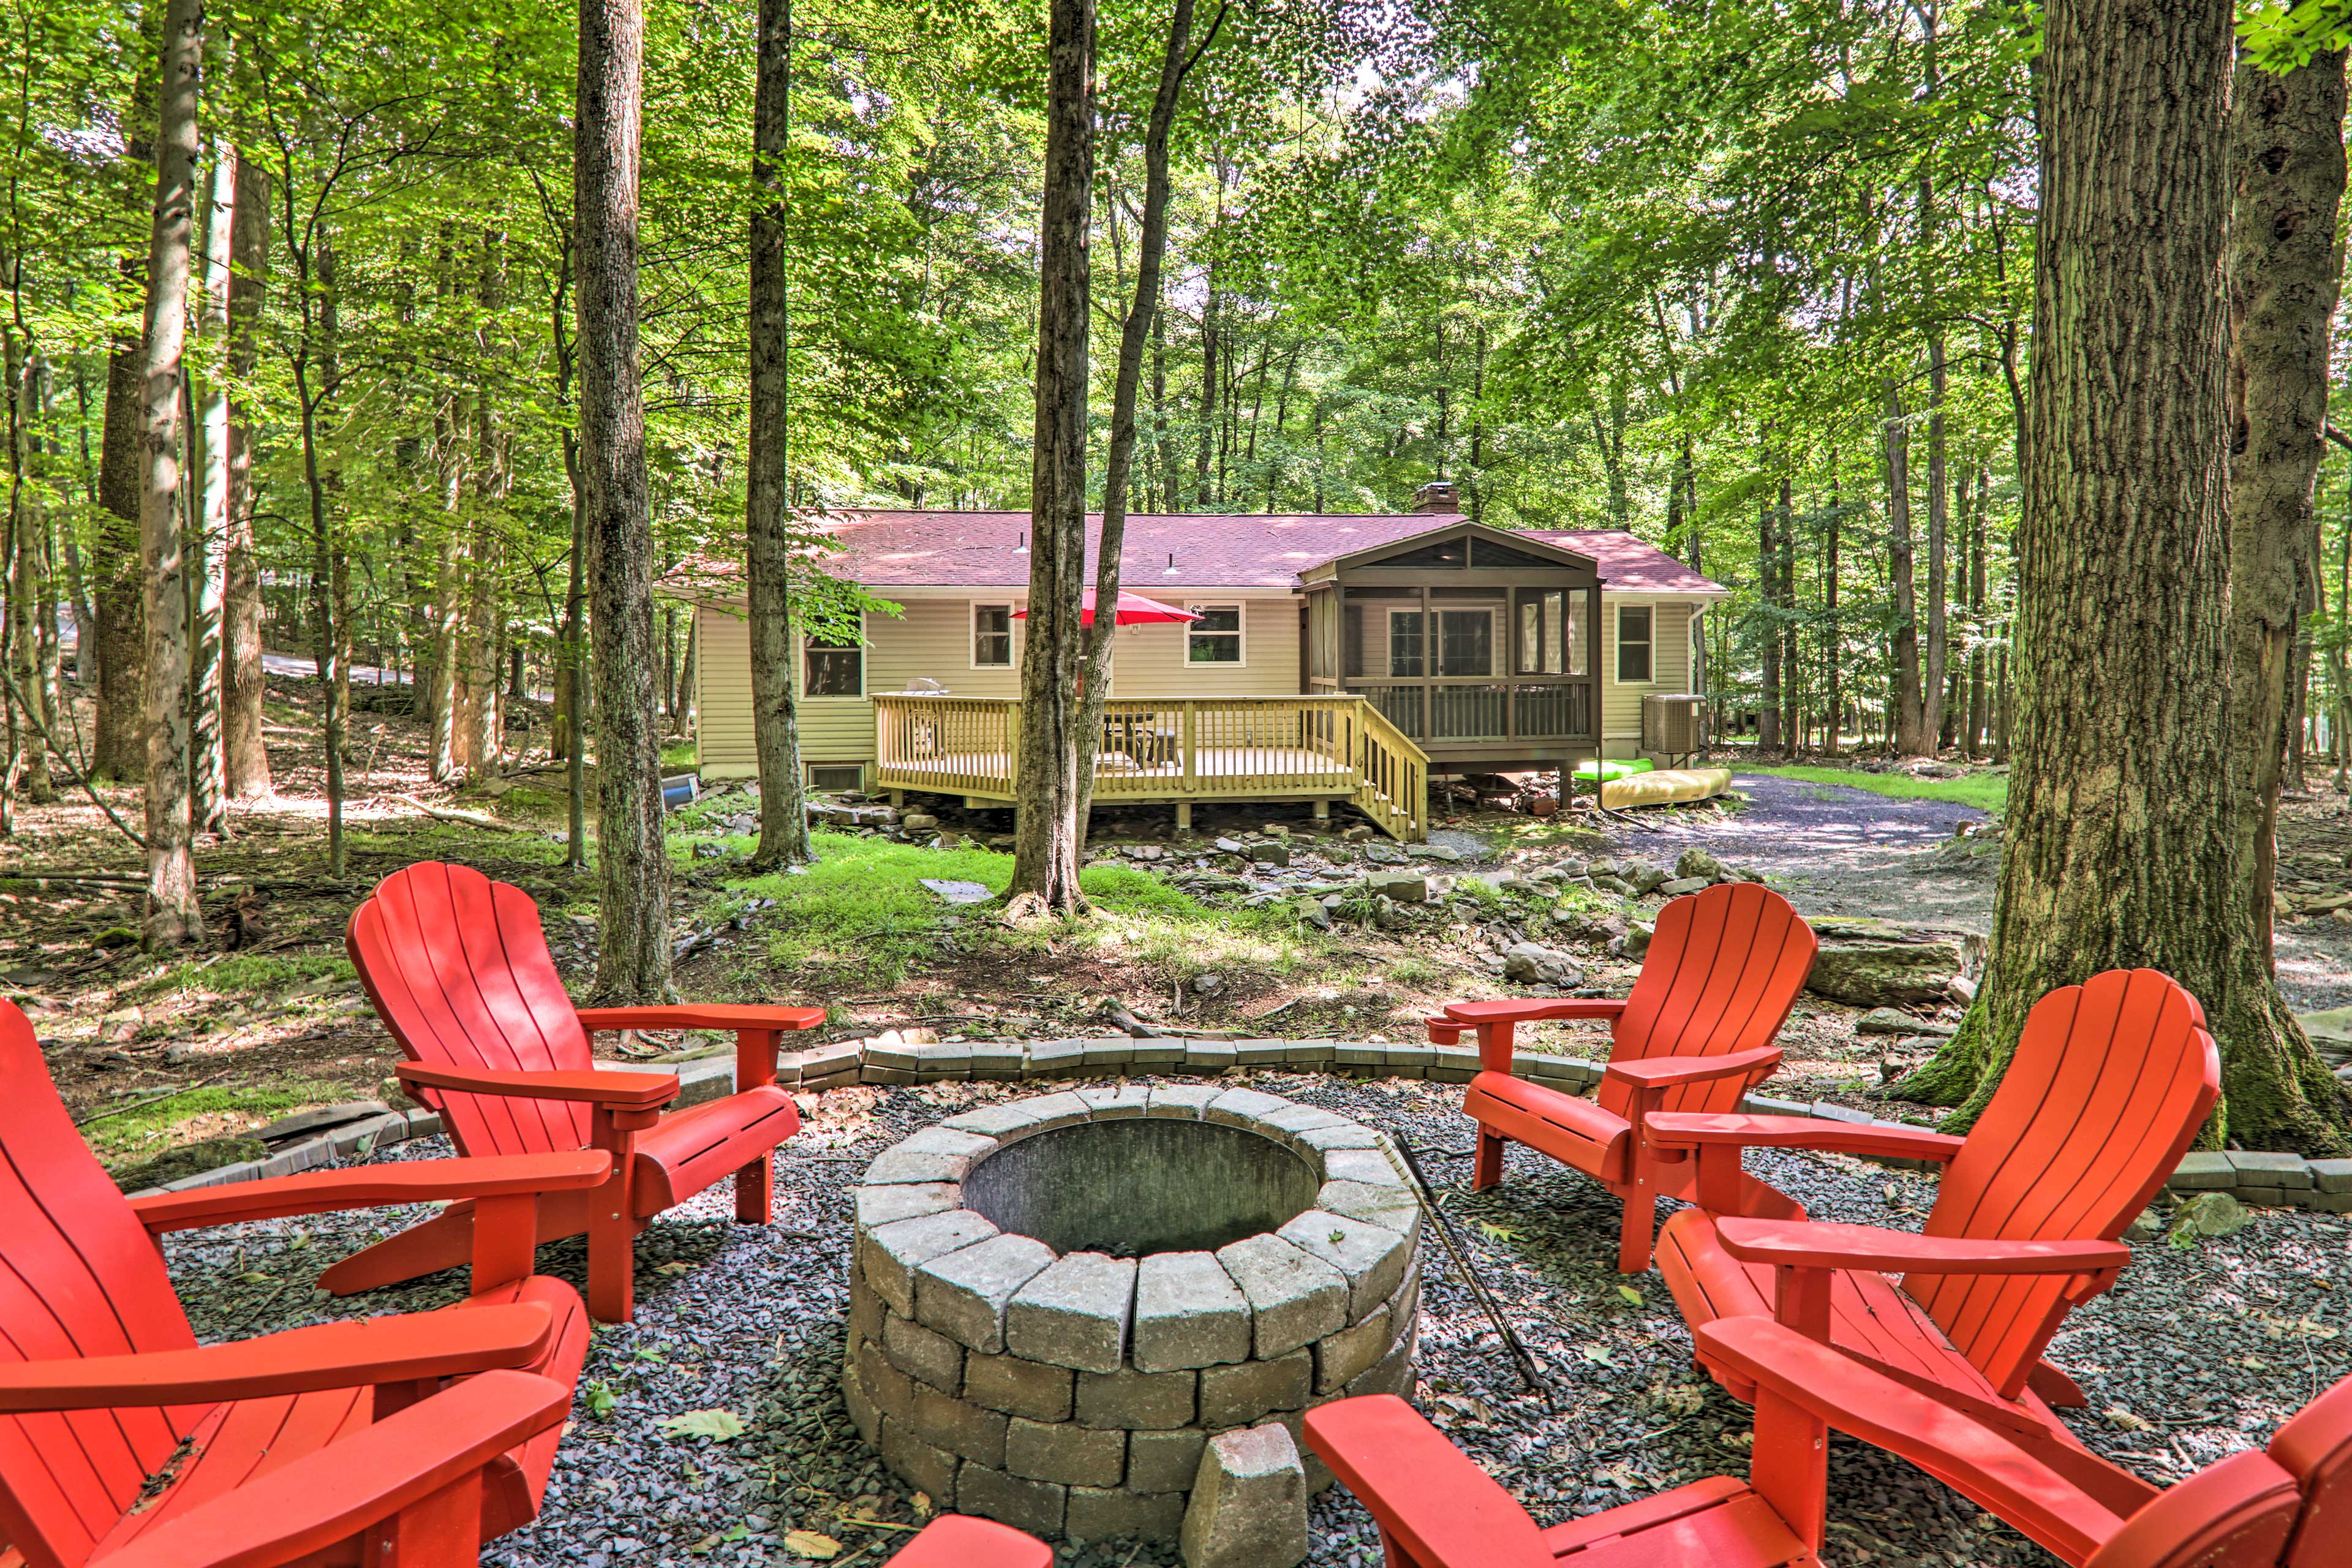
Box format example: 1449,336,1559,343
1013,589,1200,627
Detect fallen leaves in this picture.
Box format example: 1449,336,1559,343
781,1528,840,1559
660,1409,747,1442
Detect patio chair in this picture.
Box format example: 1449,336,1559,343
328,861,825,1322
1648,968,2220,1500
884,1515,1052,1566
0,997,601,1568
1304,1317,2352,1568
1427,881,1819,1270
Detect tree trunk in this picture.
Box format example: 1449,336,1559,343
1193,246,1216,507
1967,460,1989,758
1757,484,1781,752
1922,331,1950,752
1006,0,1096,918
189,134,232,832
1883,374,1927,754
461,233,507,780
578,0,671,1000
1898,0,2346,1155
1076,0,1218,837
92,323,147,780
1825,453,1841,755
221,150,271,799
137,0,206,948
747,0,813,869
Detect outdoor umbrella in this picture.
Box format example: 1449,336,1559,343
1014,589,1200,627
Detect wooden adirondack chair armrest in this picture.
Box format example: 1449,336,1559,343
0,1305,554,1413
396,1061,681,1110
1608,1045,1782,1091
575,1003,827,1035
1644,1112,1968,1163
1716,1218,2132,1276
1695,1321,2122,1565
1439,998,1627,1023
887,1516,1055,1568
129,1152,612,1235
1301,1395,1556,1567
86,1369,572,1568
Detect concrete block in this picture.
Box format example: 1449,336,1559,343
939,1101,1057,1140
1147,1083,1221,1119
914,1043,976,1080
2311,1158,2352,1194
956,1461,1066,1538
1809,1101,1876,1125
1133,1251,1253,1372
1066,1486,1185,1545
1265,1409,1336,1496
1011,1088,1095,1131
1007,1252,1136,1373
856,1340,921,1425
883,1308,967,1393
968,1043,1028,1077
901,1382,1009,1468
1080,1038,1138,1069
1234,1039,1293,1065
1006,1416,1127,1487
963,1351,1074,1422
916,1232,1058,1353
862,1066,919,1086
1129,1040,1187,1068
1205,1087,1292,1125
855,1182,962,1229
1182,1040,1240,1072
2228,1151,2314,1189
1126,1427,1210,1493
1740,1094,1813,1118
1259,1103,1349,1139
1313,1303,1393,1394
1296,1123,1388,1154
1277,1210,1409,1321
1215,1234,1347,1359
842,1354,881,1447
1377,1042,1436,1076
2168,1150,2239,1190
1283,1040,1337,1066
1198,1349,1311,1429
1424,1047,1479,1082
861,1125,999,1185
1344,1314,1417,1401
880,1420,961,1510
1074,1366,1199,1431
1077,1081,1153,1117
1024,1039,1089,1077
1317,1147,1404,1187
1313,1178,1420,1248
848,1281,884,1351
860,1209,1000,1317
2312,1191,2352,1213
1180,1422,1308,1568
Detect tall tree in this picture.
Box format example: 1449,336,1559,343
2214,46,2350,1145
220,149,270,800
578,0,671,997
190,132,232,832
137,0,205,947
1005,0,1096,918
746,0,812,870
1898,0,2346,1153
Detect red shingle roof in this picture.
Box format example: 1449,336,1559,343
783,510,1724,595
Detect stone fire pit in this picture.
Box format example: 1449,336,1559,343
843,1084,1421,1544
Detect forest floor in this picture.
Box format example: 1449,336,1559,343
4,673,2350,1193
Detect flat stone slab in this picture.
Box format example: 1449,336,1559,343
861,1209,1001,1317
1277,1210,1410,1321
1133,1251,1252,1372
1215,1234,1348,1359
920,878,993,903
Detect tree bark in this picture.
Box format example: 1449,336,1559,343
189,134,232,832
1757,483,1781,751
1922,330,1950,751
1006,0,1096,918
221,150,270,798
137,0,206,948
1898,0,2346,1154
1967,460,1989,757
2213,48,2350,1147
577,0,671,998
1883,374,1926,754
747,0,813,869
93,318,147,780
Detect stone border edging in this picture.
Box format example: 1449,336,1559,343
129,1035,2350,1214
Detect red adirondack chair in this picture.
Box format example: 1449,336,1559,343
331,861,826,1321
1649,968,2220,1498
884,1516,1052,1566
0,998,603,1568
1426,881,1819,1270
1304,1317,2352,1568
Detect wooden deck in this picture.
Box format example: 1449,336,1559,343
872,695,1430,840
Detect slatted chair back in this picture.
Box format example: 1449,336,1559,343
1595,881,1819,1122
348,862,596,1159
1910,969,2220,1400
0,1000,202,1568
2272,1370,2352,1566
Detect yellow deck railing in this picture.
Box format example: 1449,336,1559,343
871,693,1429,840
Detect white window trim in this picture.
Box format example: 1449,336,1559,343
799,611,867,699
970,600,1016,670
1184,600,1248,668
1616,602,1656,687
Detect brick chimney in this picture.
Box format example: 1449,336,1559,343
1413,480,1460,513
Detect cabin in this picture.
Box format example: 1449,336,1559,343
689,484,1725,840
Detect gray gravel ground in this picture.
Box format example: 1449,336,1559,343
167,1073,2352,1567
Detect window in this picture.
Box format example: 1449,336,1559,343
1387,611,1424,676
805,635,863,696
1517,590,1569,675
973,603,1013,668
1616,604,1653,684
1437,609,1493,677
1187,603,1243,664
807,763,864,793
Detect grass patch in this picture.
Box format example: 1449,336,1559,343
85,1079,352,1169
662,739,698,771
720,831,1319,990
129,951,355,1003
1743,764,2007,813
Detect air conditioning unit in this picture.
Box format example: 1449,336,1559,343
1642,693,1709,764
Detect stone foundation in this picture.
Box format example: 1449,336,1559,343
844,1085,1422,1542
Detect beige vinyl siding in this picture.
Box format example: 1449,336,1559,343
1600,598,1694,756
693,593,1302,778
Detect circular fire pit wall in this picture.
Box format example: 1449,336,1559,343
844,1087,1422,1544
